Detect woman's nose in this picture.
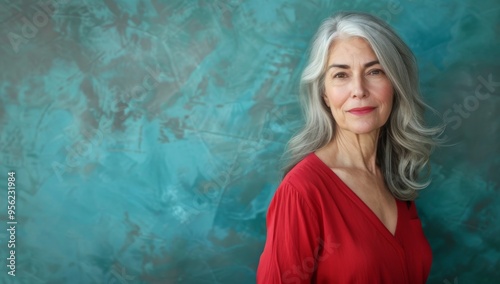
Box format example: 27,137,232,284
351,75,367,98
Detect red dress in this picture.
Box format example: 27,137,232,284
257,153,432,284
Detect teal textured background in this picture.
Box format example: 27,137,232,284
0,0,499,283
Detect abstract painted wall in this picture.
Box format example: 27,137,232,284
0,0,499,283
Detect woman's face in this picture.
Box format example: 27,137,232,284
323,36,394,136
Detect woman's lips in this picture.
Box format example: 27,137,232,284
347,107,376,115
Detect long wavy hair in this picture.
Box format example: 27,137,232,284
283,12,443,201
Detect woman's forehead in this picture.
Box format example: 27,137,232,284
327,37,378,65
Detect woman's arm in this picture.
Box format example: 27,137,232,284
257,182,321,284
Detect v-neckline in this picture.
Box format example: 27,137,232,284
311,152,401,239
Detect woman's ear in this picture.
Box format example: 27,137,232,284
323,95,330,108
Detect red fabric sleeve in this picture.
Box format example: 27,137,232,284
257,181,320,284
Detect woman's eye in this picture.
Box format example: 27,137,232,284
368,69,384,76
333,72,348,79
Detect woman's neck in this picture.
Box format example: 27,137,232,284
322,128,380,174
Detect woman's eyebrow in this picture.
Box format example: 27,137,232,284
364,60,380,68
327,60,380,70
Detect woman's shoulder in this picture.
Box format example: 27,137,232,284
283,152,323,185
279,152,337,198
274,152,340,217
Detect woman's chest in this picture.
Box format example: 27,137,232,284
311,197,431,284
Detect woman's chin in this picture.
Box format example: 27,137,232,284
339,122,384,136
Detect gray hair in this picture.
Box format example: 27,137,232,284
283,12,443,201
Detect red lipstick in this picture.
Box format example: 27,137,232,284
348,107,375,115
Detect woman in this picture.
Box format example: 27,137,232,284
257,12,442,283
